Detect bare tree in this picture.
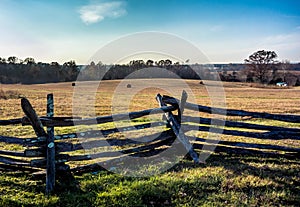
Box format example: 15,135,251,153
129,60,145,69
278,60,292,82
50,62,60,67
244,50,278,83
164,59,172,67
24,57,36,65
146,59,154,67
7,56,18,64
0,57,6,64
156,59,165,67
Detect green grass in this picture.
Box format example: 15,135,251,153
1,154,299,207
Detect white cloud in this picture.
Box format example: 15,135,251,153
79,1,127,25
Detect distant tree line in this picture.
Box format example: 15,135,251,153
79,59,204,81
0,57,207,84
1,53,300,86
0,56,79,84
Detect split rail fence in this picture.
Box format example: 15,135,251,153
0,91,299,194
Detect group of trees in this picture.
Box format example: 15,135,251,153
243,50,300,86
219,50,300,86
0,56,204,84
1,51,299,86
79,59,201,81
128,59,175,68
0,57,79,84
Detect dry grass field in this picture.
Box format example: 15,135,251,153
0,79,300,206
1,79,300,117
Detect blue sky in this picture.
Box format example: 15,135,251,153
0,0,299,64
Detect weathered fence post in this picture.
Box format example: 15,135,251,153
46,94,55,195
156,92,200,164
178,90,188,123
21,97,55,194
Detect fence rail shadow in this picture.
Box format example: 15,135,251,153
0,91,299,194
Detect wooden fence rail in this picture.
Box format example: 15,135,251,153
0,91,299,194
21,106,177,127
163,95,300,123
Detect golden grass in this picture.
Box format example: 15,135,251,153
1,79,299,145
1,80,299,117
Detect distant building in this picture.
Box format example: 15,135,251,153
276,82,288,87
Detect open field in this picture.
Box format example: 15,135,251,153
0,79,300,206
2,79,300,117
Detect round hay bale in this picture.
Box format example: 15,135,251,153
127,84,132,88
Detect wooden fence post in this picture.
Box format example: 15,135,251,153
46,94,55,195
156,93,199,164
178,90,188,123
21,97,55,194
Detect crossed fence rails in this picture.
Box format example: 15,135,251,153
1,91,299,194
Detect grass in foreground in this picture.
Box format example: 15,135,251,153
0,154,299,207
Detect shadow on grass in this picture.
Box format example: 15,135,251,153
1,152,299,206
64,153,299,206
166,152,300,204
0,171,93,207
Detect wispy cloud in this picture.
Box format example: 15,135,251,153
257,32,300,62
264,32,300,46
209,25,224,32
79,1,127,25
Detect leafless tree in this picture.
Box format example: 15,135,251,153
244,50,278,83
278,60,292,82
7,56,18,64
